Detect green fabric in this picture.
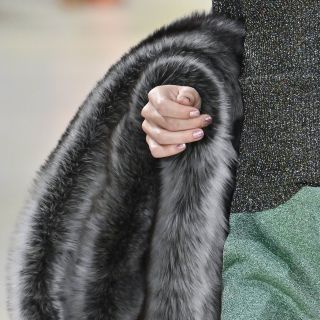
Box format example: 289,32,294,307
221,186,320,320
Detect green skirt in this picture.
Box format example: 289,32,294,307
221,186,320,320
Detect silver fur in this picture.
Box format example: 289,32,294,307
6,10,245,320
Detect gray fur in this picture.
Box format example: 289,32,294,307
6,10,245,320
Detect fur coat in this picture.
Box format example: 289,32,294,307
6,10,245,320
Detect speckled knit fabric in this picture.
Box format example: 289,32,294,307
221,186,320,319
211,1,320,319
211,0,320,213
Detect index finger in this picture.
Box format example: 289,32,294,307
150,98,201,119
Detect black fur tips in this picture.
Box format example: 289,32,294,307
6,11,244,320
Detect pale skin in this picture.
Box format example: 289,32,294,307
140,84,212,158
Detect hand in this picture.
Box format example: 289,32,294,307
141,84,213,158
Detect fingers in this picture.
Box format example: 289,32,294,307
162,111,212,131
146,95,198,119
176,86,201,109
141,102,212,132
142,84,208,158
147,85,201,119
142,118,205,145
146,134,186,158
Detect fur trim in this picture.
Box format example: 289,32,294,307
6,10,244,320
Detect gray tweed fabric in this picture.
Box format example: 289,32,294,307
212,0,320,213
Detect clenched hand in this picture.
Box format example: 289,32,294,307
141,85,212,158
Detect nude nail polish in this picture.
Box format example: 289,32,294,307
204,115,212,125
190,110,200,117
177,143,186,149
192,129,204,138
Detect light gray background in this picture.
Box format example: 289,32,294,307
0,0,211,318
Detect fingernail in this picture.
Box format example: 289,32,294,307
192,129,204,139
177,143,186,149
190,110,200,117
204,115,212,125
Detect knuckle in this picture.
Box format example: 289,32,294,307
149,145,161,158
148,86,158,100
155,97,166,113
153,127,163,143
146,135,159,157
140,106,146,118
141,102,152,119
141,119,148,133
149,142,157,150
151,152,161,159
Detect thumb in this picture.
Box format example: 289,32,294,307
176,94,192,106
176,86,201,109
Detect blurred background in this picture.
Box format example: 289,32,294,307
0,0,211,318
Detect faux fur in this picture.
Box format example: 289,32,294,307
6,10,245,320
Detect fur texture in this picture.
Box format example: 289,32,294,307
6,10,245,320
